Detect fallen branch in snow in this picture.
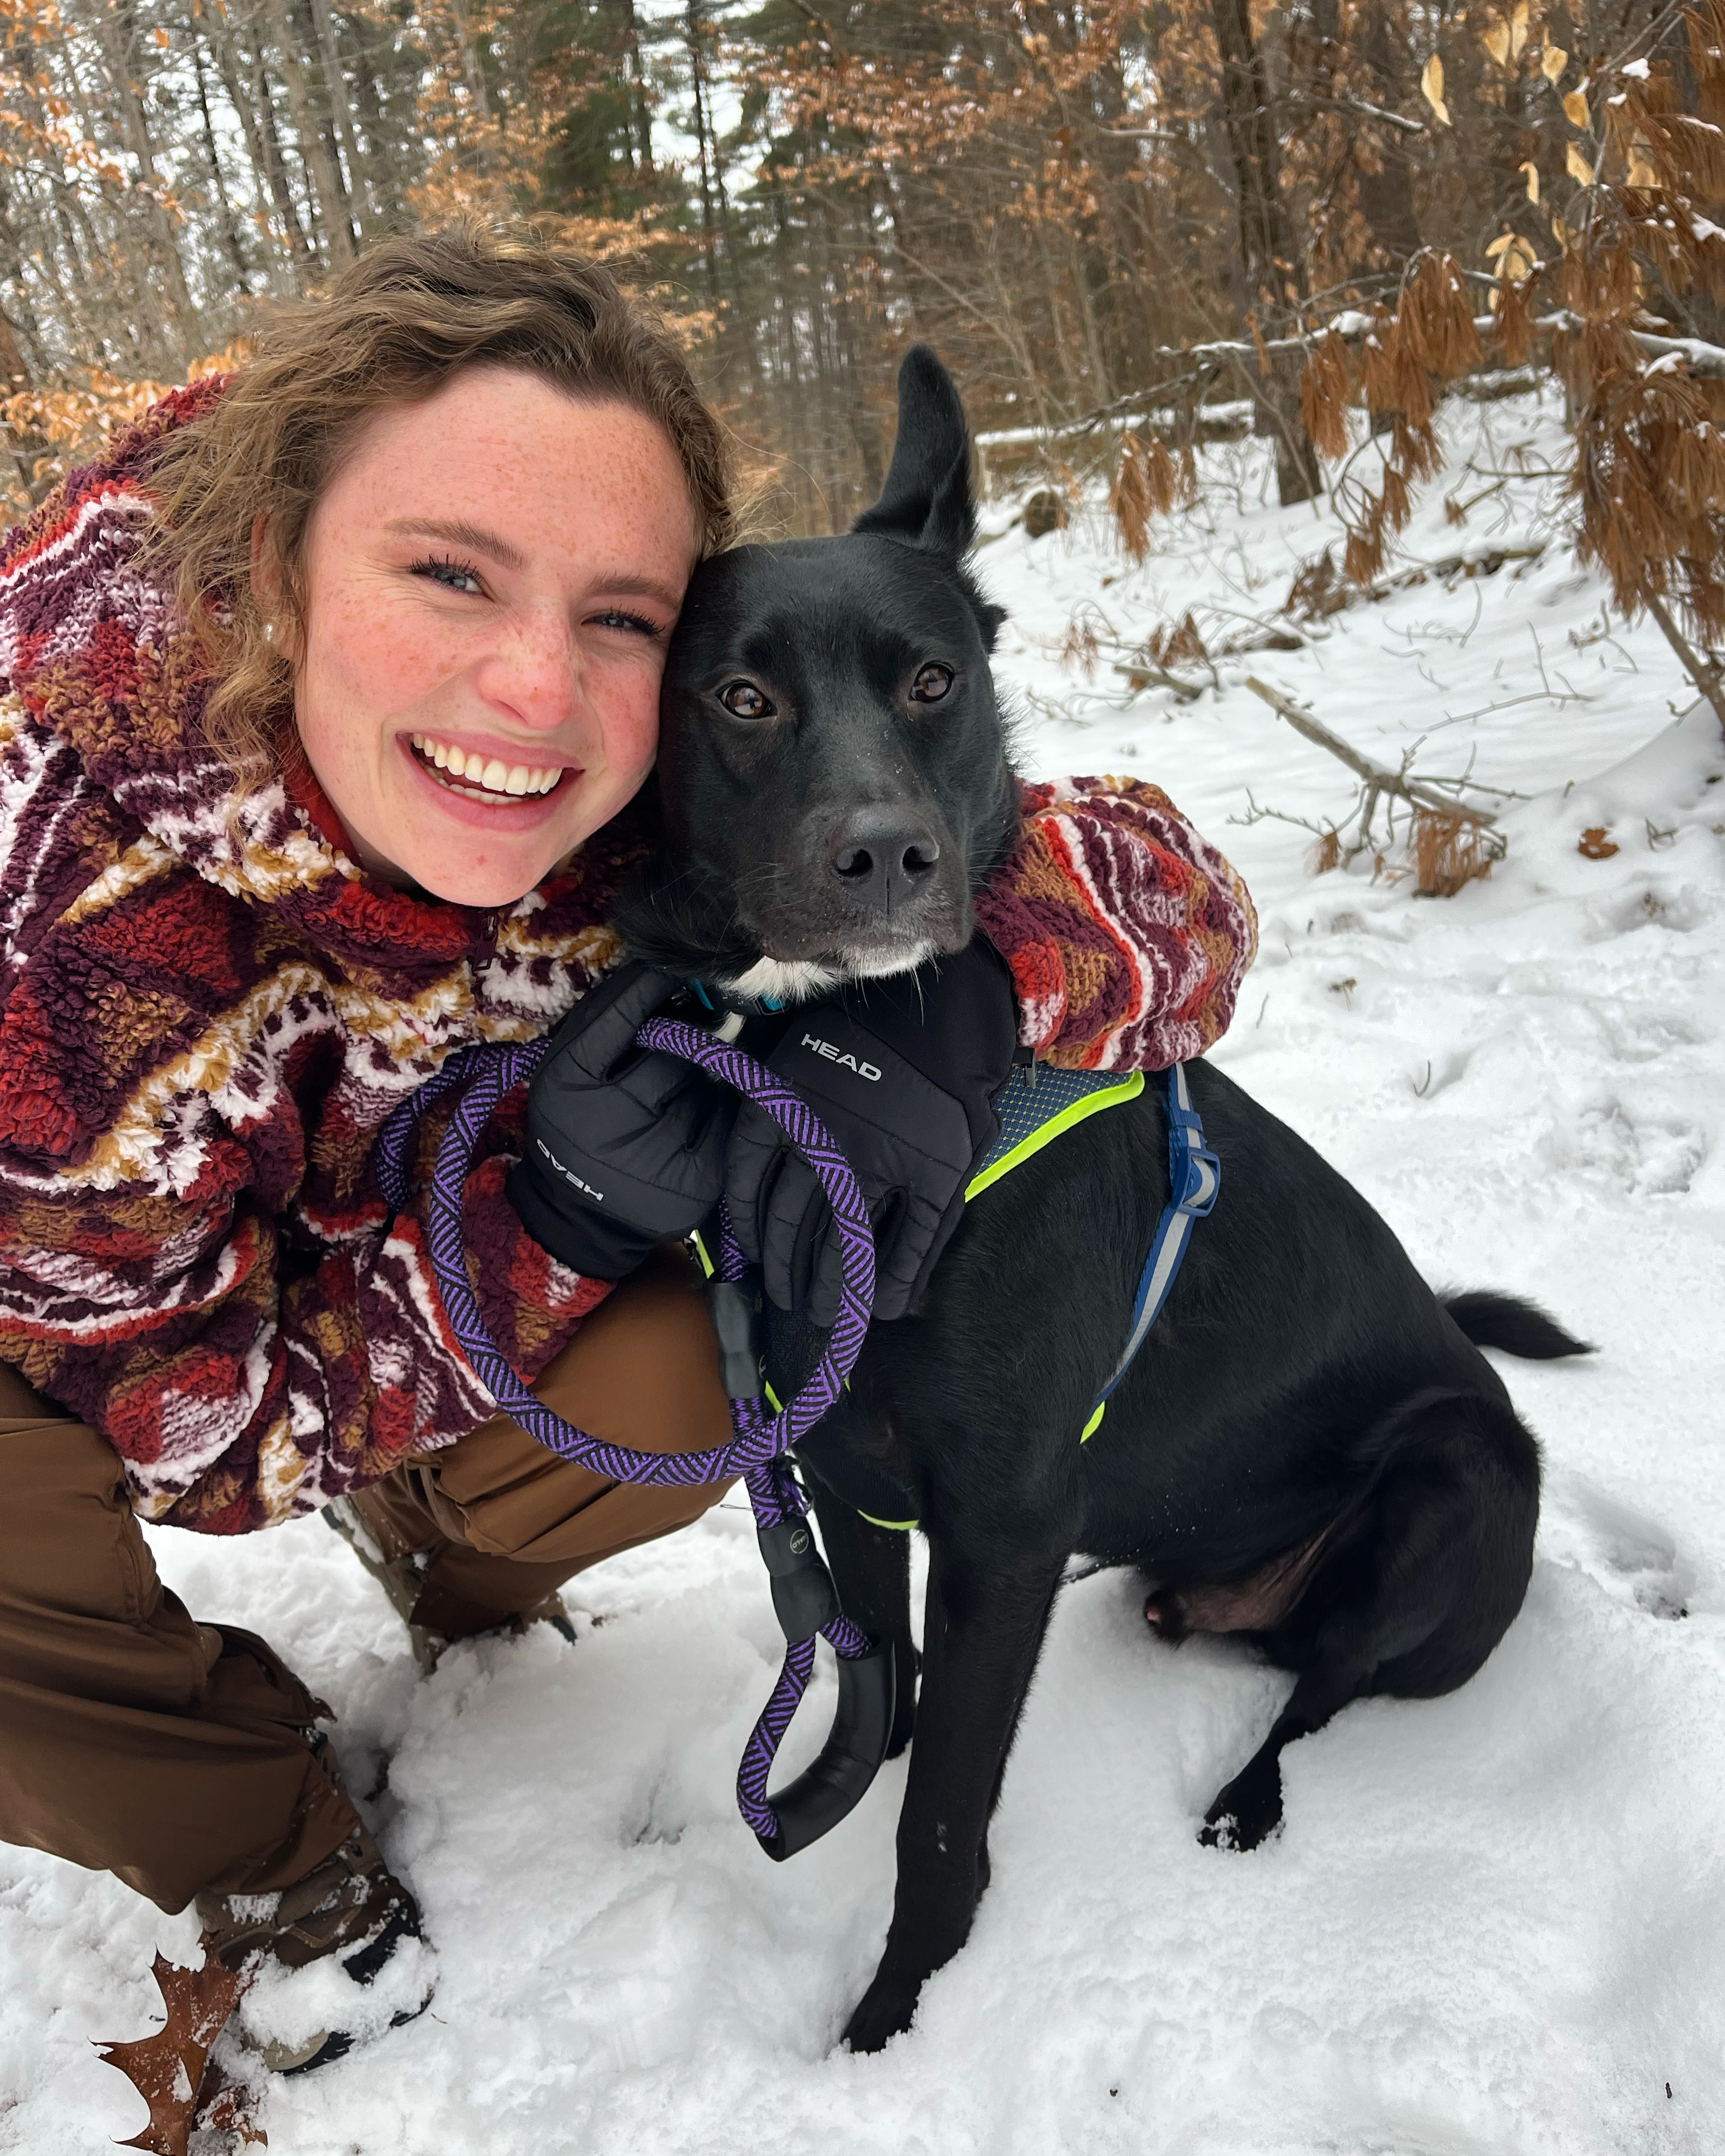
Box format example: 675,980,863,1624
978,318,1725,459
1112,654,1206,701
1283,543,1546,623
1245,678,1500,823
1244,676,1511,891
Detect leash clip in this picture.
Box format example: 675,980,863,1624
706,1276,765,1400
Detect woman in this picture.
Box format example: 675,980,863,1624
0,228,1256,2070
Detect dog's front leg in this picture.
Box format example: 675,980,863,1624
843,1538,1064,2053
805,1485,918,1757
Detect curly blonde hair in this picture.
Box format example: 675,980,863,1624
149,224,734,782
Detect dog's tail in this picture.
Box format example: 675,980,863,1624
1443,1290,1594,1360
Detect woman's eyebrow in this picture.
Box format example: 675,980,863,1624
386,517,525,570
600,572,686,615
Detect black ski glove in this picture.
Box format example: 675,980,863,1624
509,963,736,1282
725,939,1018,1327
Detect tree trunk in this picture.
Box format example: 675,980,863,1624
1353,3,1423,265
91,2,203,362
1210,0,1320,504
193,40,251,295
307,0,380,238
261,0,357,263
209,21,310,279
450,0,493,124
685,5,720,302
622,0,654,172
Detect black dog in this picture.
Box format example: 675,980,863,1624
621,348,1586,2053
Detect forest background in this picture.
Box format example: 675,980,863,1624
0,0,1720,712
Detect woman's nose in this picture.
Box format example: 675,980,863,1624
473,608,582,732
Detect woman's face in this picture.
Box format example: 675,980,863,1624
289,366,698,907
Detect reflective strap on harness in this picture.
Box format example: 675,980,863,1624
1081,1061,1219,1441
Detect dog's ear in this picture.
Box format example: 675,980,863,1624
853,346,975,557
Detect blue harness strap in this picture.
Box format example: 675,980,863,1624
1079,1061,1220,1440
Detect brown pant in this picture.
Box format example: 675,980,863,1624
0,1249,733,1914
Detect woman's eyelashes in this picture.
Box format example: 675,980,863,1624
409,554,486,596
406,558,667,641
588,607,669,639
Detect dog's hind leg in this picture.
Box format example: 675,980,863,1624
1201,1387,1539,1853
806,1485,919,1758
843,1535,1066,2053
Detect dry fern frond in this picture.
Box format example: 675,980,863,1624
1157,610,1210,666
1109,436,1152,565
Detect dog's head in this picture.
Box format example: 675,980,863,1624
620,347,1020,1002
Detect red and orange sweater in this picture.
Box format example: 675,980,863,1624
0,387,1257,1533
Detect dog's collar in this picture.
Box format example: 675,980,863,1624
689,979,788,1020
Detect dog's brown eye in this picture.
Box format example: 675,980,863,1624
717,679,774,720
910,663,954,704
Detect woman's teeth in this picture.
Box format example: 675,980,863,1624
409,734,564,799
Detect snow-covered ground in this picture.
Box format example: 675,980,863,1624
4,394,1723,2155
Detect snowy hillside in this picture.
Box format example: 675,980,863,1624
3,393,1722,2156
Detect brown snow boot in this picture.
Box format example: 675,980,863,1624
323,1493,577,1673
195,1734,434,2073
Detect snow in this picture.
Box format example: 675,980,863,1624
4,394,1723,2154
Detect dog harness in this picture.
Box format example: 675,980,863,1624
389,1022,1218,1862
799,1059,1220,1530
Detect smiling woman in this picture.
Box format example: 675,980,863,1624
0,224,1256,2094
285,372,695,904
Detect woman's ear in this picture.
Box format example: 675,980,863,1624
249,514,297,662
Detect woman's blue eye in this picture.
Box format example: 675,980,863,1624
411,556,484,595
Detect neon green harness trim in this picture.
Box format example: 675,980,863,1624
963,1069,1143,1203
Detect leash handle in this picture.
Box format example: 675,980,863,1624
392,1014,891,1855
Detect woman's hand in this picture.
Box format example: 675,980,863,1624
724,941,1018,1327
509,964,736,1282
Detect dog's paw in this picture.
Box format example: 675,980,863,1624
841,1975,922,2054
1199,1755,1284,1851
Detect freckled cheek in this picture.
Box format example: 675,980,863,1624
311,597,459,724
598,674,664,783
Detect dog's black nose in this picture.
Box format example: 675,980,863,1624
828,812,941,916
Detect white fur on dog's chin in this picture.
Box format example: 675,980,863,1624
722,939,936,1006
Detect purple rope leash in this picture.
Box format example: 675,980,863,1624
397,1017,877,1846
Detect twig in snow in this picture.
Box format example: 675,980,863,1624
1641,592,1725,735
1245,678,1502,822
1244,676,1511,890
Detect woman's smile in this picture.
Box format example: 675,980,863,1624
399,728,582,812
407,735,570,798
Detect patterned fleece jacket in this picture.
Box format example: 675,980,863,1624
0,384,1258,1534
